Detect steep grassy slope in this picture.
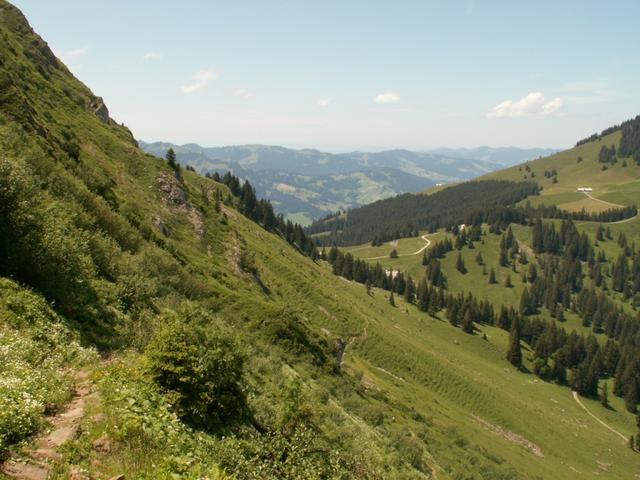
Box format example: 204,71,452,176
481,130,640,213
0,2,639,479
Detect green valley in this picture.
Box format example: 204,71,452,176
1,1,640,480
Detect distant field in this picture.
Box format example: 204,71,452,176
482,130,640,213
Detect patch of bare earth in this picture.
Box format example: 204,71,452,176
156,172,205,238
1,372,96,480
471,414,543,458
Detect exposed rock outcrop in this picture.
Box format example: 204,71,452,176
156,173,205,238
90,97,111,123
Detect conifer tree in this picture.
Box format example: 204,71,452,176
499,246,509,267
507,318,522,367
462,310,474,334
389,291,395,307
489,267,497,284
527,264,537,283
600,382,609,408
404,276,415,304
166,147,177,169
456,252,466,274
504,274,513,288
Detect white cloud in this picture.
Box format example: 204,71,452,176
374,92,400,104
143,51,162,61
487,91,563,118
317,98,331,107
181,70,218,94
234,88,253,99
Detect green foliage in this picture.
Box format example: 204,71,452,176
145,304,246,429
0,155,98,321
0,278,97,454
97,358,232,479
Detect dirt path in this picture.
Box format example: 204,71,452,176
571,391,627,442
582,191,625,209
1,372,94,480
612,214,638,224
341,325,368,367
364,234,433,260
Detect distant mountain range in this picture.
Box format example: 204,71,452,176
139,142,557,225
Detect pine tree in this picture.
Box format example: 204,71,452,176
504,274,513,288
475,251,484,265
507,318,522,367
600,382,609,408
527,264,537,283
499,246,509,267
519,287,531,315
403,276,414,304
389,291,395,306
365,279,372,296
625,380,639,413
166,148,177,169
456,252,466,274
489,267,497,284
390,248,398,259
461,310,474,334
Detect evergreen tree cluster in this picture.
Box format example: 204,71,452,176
575,114,640,165
324,211,640,411
308,180,539,246
309,182,636,247
422,238,454,264
207,171,316,257
618,114,640,165
598,145,617,165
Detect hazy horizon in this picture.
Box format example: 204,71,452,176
138,139,561,155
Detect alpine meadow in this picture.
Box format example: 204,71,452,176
1,1,640,479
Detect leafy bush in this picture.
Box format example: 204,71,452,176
97,358,233,479
145,304,246,429
0,278,97,454
0,155,98,320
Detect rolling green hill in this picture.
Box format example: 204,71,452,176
481,126,640,214
0,2,639,479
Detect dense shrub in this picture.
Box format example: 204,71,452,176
145,304,246,429
0,156,98,320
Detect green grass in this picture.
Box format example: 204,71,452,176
1,1,639,478
481,130,640,212
337,225,639,478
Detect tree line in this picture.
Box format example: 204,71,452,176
308,178,636,247
204,170,316,257
308,180,540,246
323,219,640,413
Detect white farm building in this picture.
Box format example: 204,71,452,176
577,187,593,192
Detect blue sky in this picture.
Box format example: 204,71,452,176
12,0,640,151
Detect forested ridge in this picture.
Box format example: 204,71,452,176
309,178,636,247
577,114,640,165
308,180,539,246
